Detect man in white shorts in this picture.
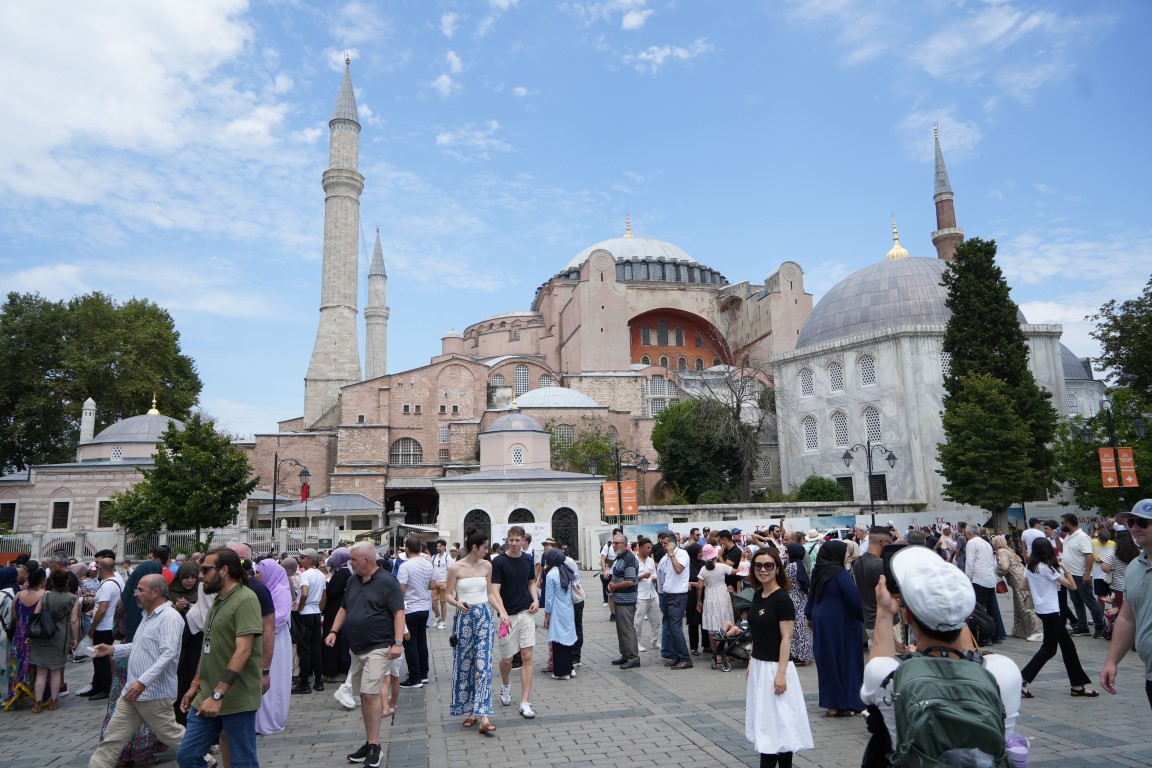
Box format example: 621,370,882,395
492,526,539,719
430,539,453,630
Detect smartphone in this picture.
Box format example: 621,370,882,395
499,621,509,638
881,543,907,595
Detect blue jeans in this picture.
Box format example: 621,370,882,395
177,708,258,768
659,593,690,662
1068,574,1104,633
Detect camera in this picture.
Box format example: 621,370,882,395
881,543,907,595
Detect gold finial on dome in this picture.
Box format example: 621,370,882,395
147,393,160,415
886,214,909,260
624,213,633,238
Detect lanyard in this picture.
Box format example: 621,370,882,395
203,586,238,649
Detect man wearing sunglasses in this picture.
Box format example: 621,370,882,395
1100,499,1152,710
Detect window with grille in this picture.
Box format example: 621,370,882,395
463,509,491,544
1066,392,1078,416
414,404,422,414
675,328,685,346
52,500,70,529
539,374,554,388
695,332,704,348
695,358,704,371
659,356,669,368
607,427,618,446
828,361,844,392
865,406,882,442
512,447,525,465
509,508,534,523
552,508,579,559
452,405,459,414
438,427,450,443
439,448,450,463
941,352,952,379
836,476,855,500
869,474,889,501
649,376,666,396
641,328,651,345
97,500,112,528
390,437,423,466
760,456,773,479
641,355,650,365
649,399,667,417
677,357,687,370
402,404,410,414
803,415,818,451
492,374,505,387
555,424,575,449
439,404,447,414
111,445,123,462
666,379,677,398
800,367,814,397
657,320,669,345
514,365,530,395
0,502,15,529
832,410,849,447
860,354,877,386
511,329,520,341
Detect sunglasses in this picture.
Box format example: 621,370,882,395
199,565,219,574
753,562,776,571
1128,517,1150,529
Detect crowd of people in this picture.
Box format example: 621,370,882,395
1,499,1150,768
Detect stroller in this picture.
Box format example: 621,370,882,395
710,588,754,672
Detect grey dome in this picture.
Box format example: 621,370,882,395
566,236,699,270
796,258,1029,348
1060,344,1094,380
516,387,601,408
486,411,547,434
90,413,184,444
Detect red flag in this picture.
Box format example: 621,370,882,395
301,482,310,502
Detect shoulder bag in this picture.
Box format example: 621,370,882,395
28,592,58,639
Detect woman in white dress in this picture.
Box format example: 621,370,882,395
696,544,734,669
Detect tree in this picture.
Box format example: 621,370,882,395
1090,274,1152,397
548,416,617,477
106,413,257,538
0,291,202,472
651,399,742,503
939,238,1060,522
795,475,847,502
938,373,1034,518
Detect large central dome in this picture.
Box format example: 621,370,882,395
565,236,699,270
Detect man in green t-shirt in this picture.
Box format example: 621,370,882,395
177,548,264,768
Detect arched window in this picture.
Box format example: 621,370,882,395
552,508,579,559
649,376,666,396
511,447,525,465
641,355,650,365
554,424,575,449
463,509,491,544
828,361,844,392
695,358,704,371
509,508,535,524
677,356,687,371
539,374,554,388
438,427,450,444
607,426,618,446
659,356,669,368
802,415,819,451
491,373,505,387
832,410,849,447
390,437,423,466
864,406,882,442
514,364,530,395
799,367,814,397
860,354,877,386
1066,392,1078,416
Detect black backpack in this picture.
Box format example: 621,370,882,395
967,603,996,648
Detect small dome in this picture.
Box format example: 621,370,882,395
516,387,601,408
565,236,700,271
485,411,548,434
1060,344,1094,381
442,329,463,339
89,413,185,445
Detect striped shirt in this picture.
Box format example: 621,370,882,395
111,601,185,701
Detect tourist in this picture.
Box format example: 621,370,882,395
254,558,293,735
783,544,813,666
88,573,186,768
992,535,1042,641
963,527,1003,644
81,558,122,699
1060,514,1105,638
805,540,865,716
0,565,16,696
291,548,326,694
599,528,621,621
325,541,406,766
745,547,812,768
1091,526,1116,625
851,526,893,648
430,540,453,630
167,561,201,724
493,525,540,719
397,536,434,689
152,547,175,586
633,537,661,653
697,543,734,669
8,566,39,706
1020,518,1045,560
606,532,639,670
1100,500,1152,709
29,568,80,712
542,548,579,680
446,528,506,735
656,530,692,669
321,547,352,682
683,543,704,656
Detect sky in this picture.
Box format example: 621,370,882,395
2,0,1150,440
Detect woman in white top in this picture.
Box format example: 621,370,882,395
445,529,509,735
1020,538,1097,699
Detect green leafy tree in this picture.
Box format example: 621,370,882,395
794,475,847,502
106,413,257,538
939,238,1060,521
938,373,1034,518
651,399,742,503
548,416,617,477
0,291,202,472
1090,274,1152,397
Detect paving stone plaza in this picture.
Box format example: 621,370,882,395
4,591,1150,768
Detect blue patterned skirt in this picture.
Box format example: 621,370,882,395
450,604,494,717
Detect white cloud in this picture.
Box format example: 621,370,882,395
623,38,713,74
431,73,460,99
440,12,459,39
329,1,391,47
446,50,463,74
478,0,520,36
435,121,512,161
5,263,90,299
512,86,538,97
621,9,653,30
898,109,983,162
358,103,384,126
567,1,653,28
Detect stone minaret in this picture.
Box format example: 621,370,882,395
364,227,389,380
79,397,96,444
304,58,364,426
931,124,964,261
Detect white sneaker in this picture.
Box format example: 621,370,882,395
1026,632,1044,642
500,684,512,706
518,701,535,719
334,683,356,710
638,645,647,652
437,621,445,630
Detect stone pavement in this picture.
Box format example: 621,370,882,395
3,591,1150,768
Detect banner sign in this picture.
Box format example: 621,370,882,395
621,481,638,515
1100,448,1119,488
1117,447,1139,487
602,482,621,517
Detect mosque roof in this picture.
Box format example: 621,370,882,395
565,236,700,271
485,411,548,434
516,387,602,408
1060,344,1095,380
89,412,185,445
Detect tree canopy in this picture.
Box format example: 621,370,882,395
105,413,257,536
1090,274,1152,397
794,475,847,502
548,416,618,478
0,291,201,472
651,399,742,503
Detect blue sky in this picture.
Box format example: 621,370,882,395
2,0,1149,439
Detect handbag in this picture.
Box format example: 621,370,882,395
28,593,58,639
996,580,1008,594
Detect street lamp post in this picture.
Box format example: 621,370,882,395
589,444,650,519
1080,398,1148,513
842,439,898,528
271,453,309,536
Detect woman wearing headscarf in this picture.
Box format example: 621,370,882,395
98,560,168,766
542,548,579,681
684,543,704,656
783,544,813,666
167,561,200,726
992,534,1042,641
1,565,20,698
803,539,865,716
255,557,293,734
321,547,351,681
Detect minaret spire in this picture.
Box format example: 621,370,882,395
304,61,365,426
624,213,633,238
886,214,908,260
365,227,390,380
930,123,964,261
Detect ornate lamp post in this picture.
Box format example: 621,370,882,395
1080,398,1147,513
589,444,650,518
271,454,309,535
842,440,899,528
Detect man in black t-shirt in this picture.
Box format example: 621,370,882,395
492,526,539,720
850,527,893,641
717,530,743,592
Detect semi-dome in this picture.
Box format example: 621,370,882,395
90,412,185,445
1060,344,1095,380
516,387,601,409
565,236,699,271
485,411,548,434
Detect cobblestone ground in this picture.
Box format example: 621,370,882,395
2,591,1149,768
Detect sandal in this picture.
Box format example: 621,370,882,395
462,716,477,728
479,721,497,736
1021,685,1034,699
32,700,43,714
1070,686,1099,697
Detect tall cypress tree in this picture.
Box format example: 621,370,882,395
939,238,1059,523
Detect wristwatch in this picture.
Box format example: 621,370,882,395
211,690,224,701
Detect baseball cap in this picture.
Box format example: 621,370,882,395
731,527,742,534
1125,499,1152,521
890,545,975,633
298,548,321,562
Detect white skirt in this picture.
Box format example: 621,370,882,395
745,659,814,755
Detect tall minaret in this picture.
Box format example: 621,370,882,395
304,57,364,426
364,227,389,380
930,124,964,261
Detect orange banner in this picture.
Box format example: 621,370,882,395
602,481,621,517
621,481,638,515
1118,447,1140,487
1099,448,1119,488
